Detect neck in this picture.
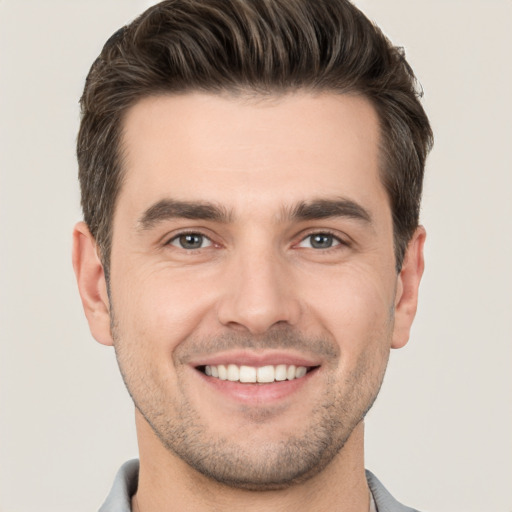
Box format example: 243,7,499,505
132,412,370,512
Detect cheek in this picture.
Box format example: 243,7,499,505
303,265,396,352
110,265,219,352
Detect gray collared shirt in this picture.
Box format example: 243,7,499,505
99,459,421,512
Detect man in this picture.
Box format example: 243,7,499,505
72,0,432,510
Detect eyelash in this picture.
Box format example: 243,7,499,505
166,231,215,250
165,230,348,252
296,230,347,251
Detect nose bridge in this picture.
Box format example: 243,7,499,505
217,237,300,334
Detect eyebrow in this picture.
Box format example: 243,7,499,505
137,197,372,231
285,198,373,224
138,199,233,230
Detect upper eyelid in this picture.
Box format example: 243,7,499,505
161,228,350,247
296,234,342,249
296,229,348,244
163,228,215,245
169,231,211,240
166,232,215,252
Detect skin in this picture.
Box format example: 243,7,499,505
73,92,425,511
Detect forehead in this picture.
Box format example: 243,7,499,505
118,91,387,220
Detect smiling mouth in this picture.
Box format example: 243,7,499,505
197,364,319,383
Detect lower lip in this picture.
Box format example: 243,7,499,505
195,368,317,403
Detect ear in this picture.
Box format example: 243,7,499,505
72,222,113,346
391,226,426,349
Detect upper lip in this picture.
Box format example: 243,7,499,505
188,350,322,368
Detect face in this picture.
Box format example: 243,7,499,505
74,91,424,490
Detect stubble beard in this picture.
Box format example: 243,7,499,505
112,321,390,491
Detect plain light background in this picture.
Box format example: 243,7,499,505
0,1,511,511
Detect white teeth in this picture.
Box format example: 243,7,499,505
203,364,310,383
275,364,287,381
257,365,275,383
286,365,296,380
295,366,307,378
217,364,227,380
239,365,257,383
227,364,240,382
227,364,239,381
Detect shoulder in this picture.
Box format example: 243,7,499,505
98,459,139,512
366,470,422,512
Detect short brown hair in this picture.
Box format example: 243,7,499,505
77,0,433,277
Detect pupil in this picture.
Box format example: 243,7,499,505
180,234,202,249
311,234,332,248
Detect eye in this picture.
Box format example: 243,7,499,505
298,233,342,249
168,233,213,250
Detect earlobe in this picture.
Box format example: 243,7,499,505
72,222,114,346
391,226,426,349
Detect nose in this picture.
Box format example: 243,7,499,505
217,245,301,335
